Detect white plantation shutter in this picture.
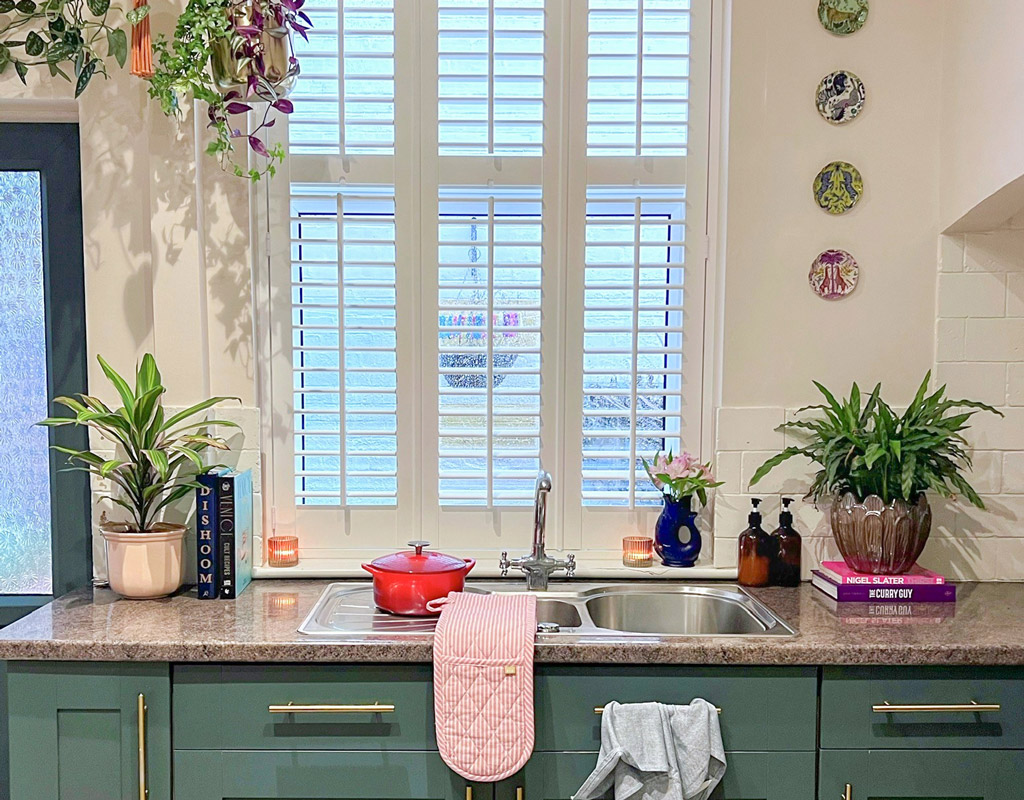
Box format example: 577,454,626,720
290,185,399,506
437,186,543,506
259,0,714,570
290,0,395,154
581,186,686,507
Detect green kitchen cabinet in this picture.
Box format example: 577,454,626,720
174,750,492,800
819,749,1024,800
494,751,817,800
6,661,171,800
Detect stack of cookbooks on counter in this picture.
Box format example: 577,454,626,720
195,469,254,600
811,561,956,624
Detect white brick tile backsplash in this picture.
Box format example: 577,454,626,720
713,451,742,493
965,318,1024,362
1002,452,1024,494
715,407,785,451
918,536,997,581
964,229,1024,272
935,363,1007,407
935,318,966,361
938,272,1007,317
1007,272,1024,317
967,451,1003,495
712,493,781,540
939,234,965,273
996,538,1024,581
713,537,738,569
1009,364,1024,406
965,407,1024,450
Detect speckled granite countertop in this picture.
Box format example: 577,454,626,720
1,579,1022,665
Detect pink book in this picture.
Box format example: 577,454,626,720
819,561,945,586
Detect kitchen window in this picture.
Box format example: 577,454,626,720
256,0,716,572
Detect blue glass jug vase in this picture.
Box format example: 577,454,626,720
654,494,702,567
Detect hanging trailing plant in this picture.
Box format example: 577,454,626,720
0,0,146,95
147,0,308,181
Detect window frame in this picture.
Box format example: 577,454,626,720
0,121,91,614
252,0,723,575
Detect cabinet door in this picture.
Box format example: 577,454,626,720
495,751,816,800
7,661,170,800
820,749,1024,800
175,750,492,800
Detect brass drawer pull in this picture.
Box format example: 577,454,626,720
595,705,721,715
269,702,395,714
872,700,1001,714
137,693,148,800
843,784,852,800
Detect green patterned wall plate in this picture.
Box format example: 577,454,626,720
813,161,863,214
818,0,869,35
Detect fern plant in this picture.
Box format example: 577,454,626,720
749,372,1001,508
38,353,239,532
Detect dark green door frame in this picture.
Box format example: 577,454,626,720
0,122,91,615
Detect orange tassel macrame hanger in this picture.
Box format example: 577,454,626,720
130,0,153,78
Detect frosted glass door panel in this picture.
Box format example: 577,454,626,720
0,171,53,594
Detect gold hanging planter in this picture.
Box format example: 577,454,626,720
210,2,299,97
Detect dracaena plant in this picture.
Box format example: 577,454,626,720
750,372,1002,508
38,354,239,532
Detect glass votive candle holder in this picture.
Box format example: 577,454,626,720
267,536,300,567
622,536,654,567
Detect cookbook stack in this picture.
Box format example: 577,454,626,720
811,561,955,623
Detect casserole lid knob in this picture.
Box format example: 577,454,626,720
369,541,470,574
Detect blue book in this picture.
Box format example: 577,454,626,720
195,473,220,599
217,470,254,600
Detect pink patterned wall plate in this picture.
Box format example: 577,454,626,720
809,249,859,299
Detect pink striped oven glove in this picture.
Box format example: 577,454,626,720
428,591,538,782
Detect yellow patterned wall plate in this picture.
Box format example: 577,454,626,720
813,161,863,214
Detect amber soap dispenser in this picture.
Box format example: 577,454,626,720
769,497,802,587
737,498,774,587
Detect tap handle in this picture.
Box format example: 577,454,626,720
566,553,576,577
499,550,510,577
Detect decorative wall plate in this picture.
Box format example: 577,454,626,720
810,249,859,300
813,161,863,214
818,0,869,35
816,70,865,125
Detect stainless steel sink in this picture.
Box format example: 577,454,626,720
298,582,793,638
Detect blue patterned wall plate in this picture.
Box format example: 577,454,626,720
817,70,865,125
818,0,869,35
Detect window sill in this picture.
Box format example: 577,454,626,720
253,559,738,581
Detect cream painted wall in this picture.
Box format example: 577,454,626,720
0,0,255,408
721,0,944,409
939,0,1024,232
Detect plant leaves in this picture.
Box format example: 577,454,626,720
74,57,96,97
14,0,36,12
162,396,239,430
96,354,136,412
14,60,28,84
107,27,127,69
0,0,14,12
86,0,109,15
25,32,45,57
125,4,149,24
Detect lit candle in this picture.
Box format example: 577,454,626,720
268,536,299,568
622,536,654,567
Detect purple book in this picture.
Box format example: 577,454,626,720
812,571,956,603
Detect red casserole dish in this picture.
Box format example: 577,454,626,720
361,540,476,616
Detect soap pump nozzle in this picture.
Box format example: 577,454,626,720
780,497,793,527
748,497,762,526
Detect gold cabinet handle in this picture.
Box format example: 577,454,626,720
842,784,852,800
872,700,1001,714
465,788,472,800
268,702,395,714
595,705,721,715
137,693,148,800
516,789,523,800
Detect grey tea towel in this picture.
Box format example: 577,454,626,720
572,700,726,800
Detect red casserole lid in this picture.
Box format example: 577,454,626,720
367,541,471,574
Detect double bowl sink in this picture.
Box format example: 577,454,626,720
299,581,795,638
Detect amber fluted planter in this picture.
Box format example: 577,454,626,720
829,492,932,575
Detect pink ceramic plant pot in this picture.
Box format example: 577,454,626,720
100,523,187,599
